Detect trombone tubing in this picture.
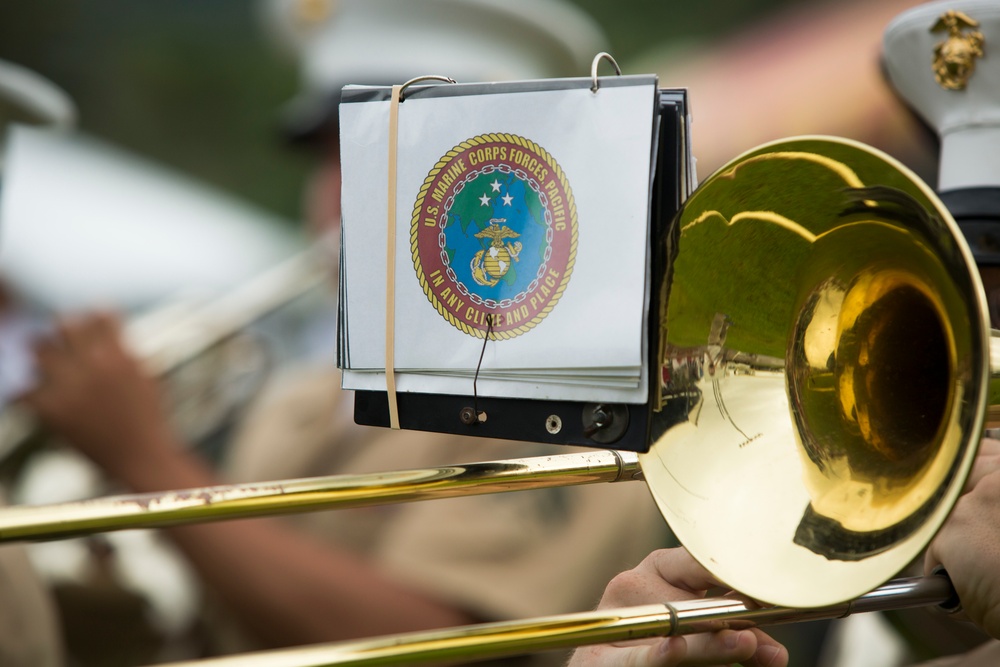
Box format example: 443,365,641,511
151,575,954,667
0,449,640,542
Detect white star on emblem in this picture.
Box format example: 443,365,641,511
479,193,491,206
490,179,501,192
501,193,514,206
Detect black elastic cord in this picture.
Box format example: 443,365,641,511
472,314,493,419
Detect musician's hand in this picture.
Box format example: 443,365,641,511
925,438,1000,640
21,311,178,480
963,437,1000,493
566,548,788,667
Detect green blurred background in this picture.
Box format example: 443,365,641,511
0,0,800,223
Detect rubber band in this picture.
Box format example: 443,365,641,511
385,84,402,429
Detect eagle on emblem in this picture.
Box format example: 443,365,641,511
931,10,985,91
470,218,523,287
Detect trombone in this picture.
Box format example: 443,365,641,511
150,575,955,667
0,449,641,541
1,137,995,666
0,244,332,475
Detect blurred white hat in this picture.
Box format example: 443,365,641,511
883,0,1000,264
0,125,302,312
260,0,609,141
0,63,300,312
0,70,302,405
883,0,1000,191
0,59,76,132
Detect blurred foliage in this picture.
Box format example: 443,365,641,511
0,0,312,222
574,0,798,62
0,0,800,223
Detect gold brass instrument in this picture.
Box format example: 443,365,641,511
151,575,954,667
0,245,331,474
0,449,640,541
641,136,989,609
126,243,331,379
0,137,994,666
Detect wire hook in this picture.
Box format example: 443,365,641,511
590,52,622,93
399,75,457,101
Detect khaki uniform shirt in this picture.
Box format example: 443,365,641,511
0,497,64,667
216,366,670,665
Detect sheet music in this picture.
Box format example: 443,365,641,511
339,76,664,403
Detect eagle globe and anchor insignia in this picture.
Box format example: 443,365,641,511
411,134,577,339
471,219,522,287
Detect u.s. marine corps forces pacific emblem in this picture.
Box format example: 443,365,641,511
411,133,577,339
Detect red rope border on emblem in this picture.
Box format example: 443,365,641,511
410,133,578,340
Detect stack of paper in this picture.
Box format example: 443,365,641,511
338,76,664,404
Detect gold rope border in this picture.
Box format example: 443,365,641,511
410,133,578,340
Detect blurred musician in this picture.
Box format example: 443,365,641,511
0,58,75,667
22,1,669,664
18,0,994,665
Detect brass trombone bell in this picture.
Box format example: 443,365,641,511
639,136,989,607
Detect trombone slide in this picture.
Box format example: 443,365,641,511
148,575,954,667
0,450,640,542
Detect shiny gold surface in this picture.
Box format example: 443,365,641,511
988,331,1000,427
149,575,951,667
155,604,676,667
931,10,985,91
0,450,639,541
641,136,989,607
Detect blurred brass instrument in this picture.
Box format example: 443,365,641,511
0,246,331,475
0,137,996,667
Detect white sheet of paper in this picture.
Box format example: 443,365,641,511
340,77,657,402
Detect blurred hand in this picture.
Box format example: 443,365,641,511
962,437,1000,493
20,311,178,480
925,438,1000,640
567,548,788,667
